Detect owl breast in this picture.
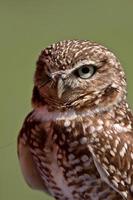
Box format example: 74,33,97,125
26,115,121,200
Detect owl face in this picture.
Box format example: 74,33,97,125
33,40,126,111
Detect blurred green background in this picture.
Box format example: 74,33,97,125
0,0,133,200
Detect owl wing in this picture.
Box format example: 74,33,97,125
17,112,50,194
87,125,133,200
88,145,125,198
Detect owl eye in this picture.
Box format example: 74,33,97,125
75,64,96,79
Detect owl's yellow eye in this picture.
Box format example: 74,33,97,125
75,64,96,79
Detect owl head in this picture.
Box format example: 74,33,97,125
32,40,126,112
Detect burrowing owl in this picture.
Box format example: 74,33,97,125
18,40,133,200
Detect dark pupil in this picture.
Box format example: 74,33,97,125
81,66,90,74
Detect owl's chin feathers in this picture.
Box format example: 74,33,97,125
33,87,126,123
33,100,125,123
32,82,125,116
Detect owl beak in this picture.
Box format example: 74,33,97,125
57,78,65,99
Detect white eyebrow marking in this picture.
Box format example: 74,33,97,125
50,60,97,78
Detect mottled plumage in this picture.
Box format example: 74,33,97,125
18,40,133,200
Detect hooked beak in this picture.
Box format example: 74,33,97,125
57,78,66,99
